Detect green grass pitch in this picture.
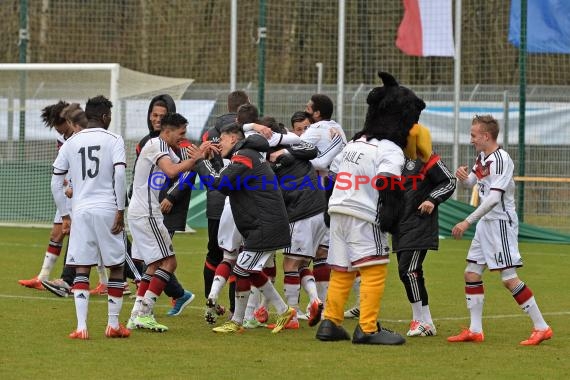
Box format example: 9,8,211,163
1,226,568,379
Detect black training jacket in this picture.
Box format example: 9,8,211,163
200,112,236,220
391,154,456,252
270,142,326,223
195,134,291,251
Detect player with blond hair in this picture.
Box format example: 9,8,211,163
449,115,552,346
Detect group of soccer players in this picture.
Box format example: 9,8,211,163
18,85,552,345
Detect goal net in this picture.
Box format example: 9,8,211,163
0,63,194,226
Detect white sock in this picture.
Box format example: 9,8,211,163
96,265,108,285
74,289,90,331
316,281,329,303
131,297,144,318
520,296,549,330
284,278,301,310
244,287,260,321
107,295,123,329
411,301,423,321
258,280,288,315
422,304,434,325
466,294,484,333
231,290,249,325
260,293,269,309
141,290,159,315
208,275,227,301
300,274,319,302
38,253,59,281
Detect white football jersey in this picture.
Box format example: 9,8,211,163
53,128,126,212
301,119,347,170
128,137,180,218
56,133,66,150
472,149,516,221
328,137,404,224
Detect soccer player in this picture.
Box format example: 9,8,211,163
19,101,72,291
51,95,130,339
127,112,201,332
265,120,327,329
301,94,347,302
42,103,87,297
195,123,296,334
448,115,553,346
200,90,250,319
204,105,301,325
42,104,128,298
128,94,195,317
290,111,311,136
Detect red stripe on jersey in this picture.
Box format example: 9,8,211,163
201,131,209,142
419,154,441,176
231,155,253,169
514,285,533,305
135,143,142,155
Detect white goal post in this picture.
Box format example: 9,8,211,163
0,63,194,134
0,63,121,132
0,63,194,226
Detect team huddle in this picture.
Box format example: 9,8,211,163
18,71,552,346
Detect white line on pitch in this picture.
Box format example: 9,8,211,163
1,293,569,322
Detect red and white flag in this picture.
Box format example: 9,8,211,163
396,0,455,57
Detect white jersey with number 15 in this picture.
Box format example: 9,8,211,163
53,128,126,212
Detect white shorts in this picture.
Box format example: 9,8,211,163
467,218,523,271
235,250,275,273
53,198,72,224
319,227,330,248
327,213,390,271
284,213,327,259
129,215,175,265
53,210,62,224
218,199,243,252
66,208,126,267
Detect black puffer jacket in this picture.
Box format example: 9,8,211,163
271,142,326,223
195,134,291,251
392,154,456,252
200,112,235,219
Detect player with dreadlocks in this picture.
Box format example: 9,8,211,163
18,101,73,291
